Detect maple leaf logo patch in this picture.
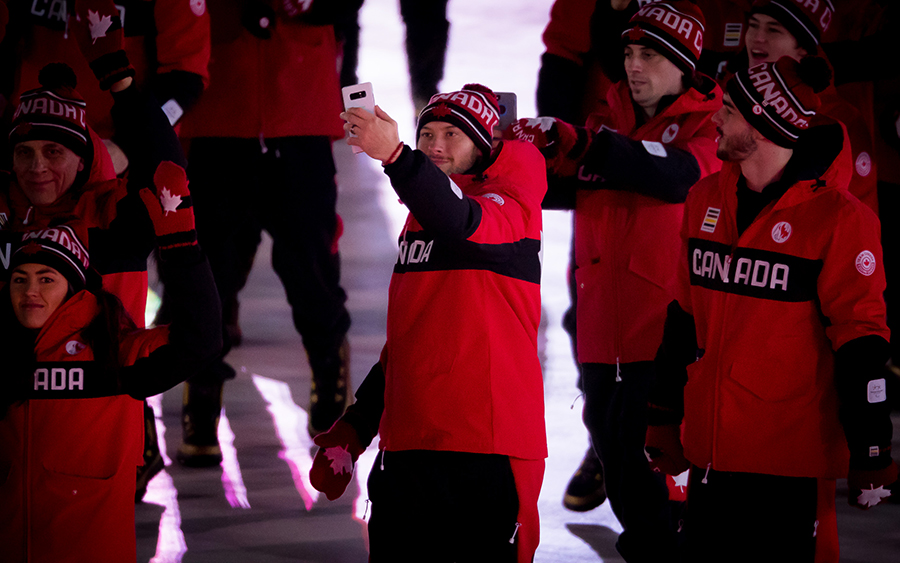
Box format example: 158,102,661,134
159,188,182,216
324,445,353,476
87,10,113,44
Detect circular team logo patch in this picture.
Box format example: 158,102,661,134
856,251,876,276
771,221,791,243
753,104,764,115
662,124,679,144
190,0,206,16
856,152,872,177
66,340,87,355
481,193,505,205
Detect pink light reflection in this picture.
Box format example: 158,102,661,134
218,409,251,509
143,393,187,563
251,374,320,511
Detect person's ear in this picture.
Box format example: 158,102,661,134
78,158,85,172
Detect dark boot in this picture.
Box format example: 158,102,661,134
563,446,607,512
135,400,165,502
177,380,225,467
307,337,351,437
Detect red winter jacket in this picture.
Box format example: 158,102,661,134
11,0,211,138
180,0,343,140
0,292,160,562
572,79,722,365
378,141,548,462
676,125,889,479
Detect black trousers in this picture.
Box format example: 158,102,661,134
582,362,681,562
684,466,818,563
188,136,351,382
399,0,450,102
367,450,519,562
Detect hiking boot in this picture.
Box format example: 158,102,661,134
307,338,351,437
136,401,165,502
177,381,224,467
563,447,607,512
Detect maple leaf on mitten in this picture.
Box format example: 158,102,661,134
139,161,197,250
848,462,898,510
71,0,134,90
856,485,892,508
310,419,366,501
159,188,183,216
325,445,354,476
86,10,113,43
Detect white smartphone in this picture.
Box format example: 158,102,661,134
342,82,375,154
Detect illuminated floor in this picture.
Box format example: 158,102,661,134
135,1,900,561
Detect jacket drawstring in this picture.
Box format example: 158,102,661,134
616,357,622,382
259,133,269,154
509,522,522,544
701,463,711,484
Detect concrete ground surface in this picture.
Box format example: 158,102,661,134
135,1,900,561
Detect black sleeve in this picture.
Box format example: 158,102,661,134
579,130,701,204
648,300,698,425
834,334,895,471
536,52,587,123
88,191,156,277
542,175,578,210
340,361,385,448
151,70,205,116
383,145,483,240
120,246,223,399
109,84,188,189
295,0,365,25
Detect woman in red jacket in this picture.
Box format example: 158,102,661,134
0,162,221,563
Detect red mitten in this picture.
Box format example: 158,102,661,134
310,418,366,500
71,0,135,90
503,117,588,176
280,0,313,17
645,424,690,476
848,461,898,509
138,161,197,250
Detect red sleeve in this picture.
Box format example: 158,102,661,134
541,0,596,65
819,199,890,350
154,0,212,85
468,142,547,245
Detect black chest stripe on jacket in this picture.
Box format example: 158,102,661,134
27,362,122,399
688,238,822,302
394,232,542,284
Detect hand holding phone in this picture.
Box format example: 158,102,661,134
342,82,375,154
